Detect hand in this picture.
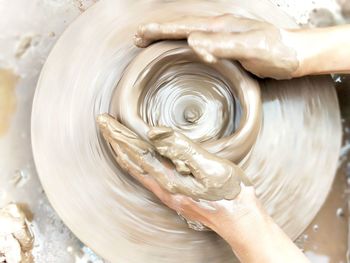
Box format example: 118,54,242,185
96,113,253,228
97,114,310,263
134,14,300,79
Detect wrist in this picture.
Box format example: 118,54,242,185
210,197,309,263
216,207,272,249
209,190,272,248
285,28,324,77
280,29,307,78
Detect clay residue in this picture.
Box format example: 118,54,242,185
0,68,18,137
308,8,336,27
15,36,32,58
0,204,34,263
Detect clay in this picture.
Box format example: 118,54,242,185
0,69,18,136
98,113,248,201
135,14,300,80
31,1,342,262
0,204,34,263
15,36,32,58
111,42,261,162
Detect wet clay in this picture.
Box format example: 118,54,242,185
111,42,261,162
97,114,248,202
31,1,342,262
15,36,32,58
0,204,34,263
0,69,18,136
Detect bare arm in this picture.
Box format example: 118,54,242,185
209,188,309,263
289,24,350,77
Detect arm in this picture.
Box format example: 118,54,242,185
135,15,350,79
288,25,350,77
209,186,309,263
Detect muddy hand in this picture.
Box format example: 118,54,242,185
148,127,249,200
97,114,247,201
134,14,300,79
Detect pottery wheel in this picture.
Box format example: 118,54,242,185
31,0,342,262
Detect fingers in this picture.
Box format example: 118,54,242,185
96,114,208,199
97,115,245,202
147,127,186,161
148,127,226,182
97,113,157,183
148,127,206,178
147,127,191,174
188,31,261,63
97,113,139,143
148,126,248,200
134,16,218,47
134,14,254,48
134,14,265,48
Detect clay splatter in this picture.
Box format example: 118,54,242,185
0,69,18,136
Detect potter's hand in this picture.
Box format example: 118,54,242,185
97,113,310,263
97,113,247,201
135,14,350,79
96,113,259,234
134,14,299,79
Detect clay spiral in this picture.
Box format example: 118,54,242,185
111,42,261,162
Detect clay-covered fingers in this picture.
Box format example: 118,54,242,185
97,113,153,184
97,113,141,144
188,31,265,63
97,114,211,199
148,126,229,179
148,127,246,200
134,16,215,47
189,30,299,79
97,114,247,201
148,127,199,177
134,14,258,48
134,15,299,79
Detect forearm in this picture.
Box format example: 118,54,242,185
210,197,310,263
287,24,350,77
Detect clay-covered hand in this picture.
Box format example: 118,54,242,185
97,113,255,231
97,113,248,202
97,114,311,263
134,14,300,79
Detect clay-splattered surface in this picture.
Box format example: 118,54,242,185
0,1,102,262
0,0,348,262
